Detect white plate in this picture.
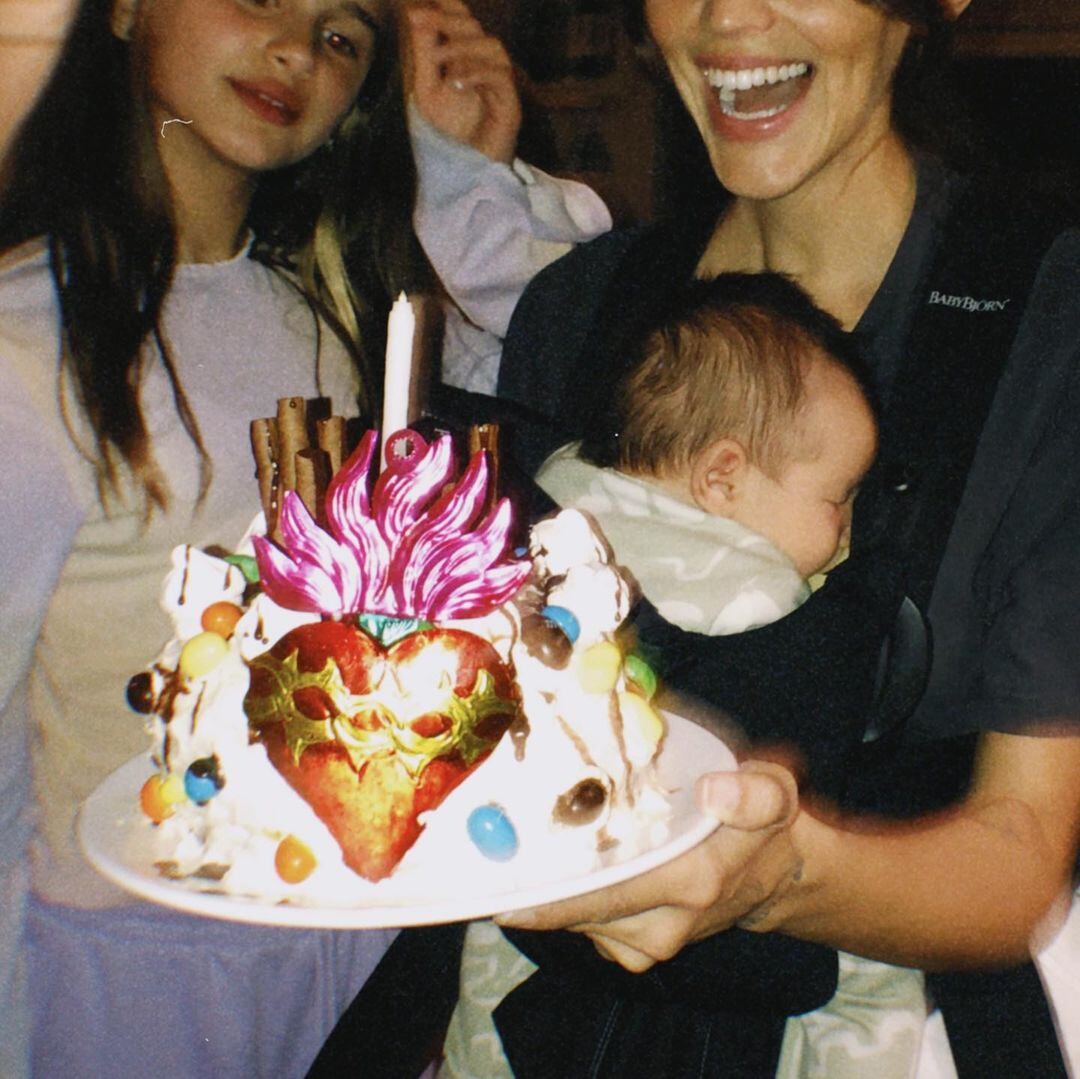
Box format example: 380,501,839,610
79,714,735,929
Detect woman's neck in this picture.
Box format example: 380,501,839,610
698,134,918,330
156,120,257,265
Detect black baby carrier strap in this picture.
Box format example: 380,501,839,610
848,176,1071,1079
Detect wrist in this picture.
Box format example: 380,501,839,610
743,808,842,936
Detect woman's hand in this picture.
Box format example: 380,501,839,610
496,761,803,973
401,0,521,165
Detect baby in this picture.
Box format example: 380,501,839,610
537,271,878,635
535,272,926,1079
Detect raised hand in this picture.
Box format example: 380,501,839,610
401,0,521,165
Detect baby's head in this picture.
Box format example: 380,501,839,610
602,273,877,578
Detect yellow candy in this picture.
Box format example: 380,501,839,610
275,835,317,884
139,773,186,823
178,631,229,679
576,641,622,694
617,691,665,759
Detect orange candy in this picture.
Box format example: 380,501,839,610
140,773,185,823
275,835,317,884
200,601,244,639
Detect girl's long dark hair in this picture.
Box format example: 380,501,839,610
0,0,426,512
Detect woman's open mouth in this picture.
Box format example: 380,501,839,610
701,61,813,121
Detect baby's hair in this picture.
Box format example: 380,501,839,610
607,273,868,479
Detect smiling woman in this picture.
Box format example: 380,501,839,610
307,0,1080,1076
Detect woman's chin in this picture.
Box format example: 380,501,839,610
705,151,812,203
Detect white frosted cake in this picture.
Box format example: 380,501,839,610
125,430,671,903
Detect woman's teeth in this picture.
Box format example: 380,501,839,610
704,61,811,120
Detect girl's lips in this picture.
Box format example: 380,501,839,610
229,79,302,127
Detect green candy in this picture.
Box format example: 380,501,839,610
224,553,260,584
624,653,658,700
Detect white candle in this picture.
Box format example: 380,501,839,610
380,291,415,466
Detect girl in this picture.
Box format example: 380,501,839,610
0,0,608,1074
0,1,399,1073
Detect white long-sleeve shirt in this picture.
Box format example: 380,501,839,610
410,104,612,394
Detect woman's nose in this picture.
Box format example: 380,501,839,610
700,0,776,35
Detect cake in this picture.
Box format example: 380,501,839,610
125,427,672,904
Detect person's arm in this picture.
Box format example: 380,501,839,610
0,0,79,166
402,0,611,394
769,730,1080,968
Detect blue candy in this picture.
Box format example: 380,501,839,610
540,604,580,643
184,758,222,805
467,804,519,862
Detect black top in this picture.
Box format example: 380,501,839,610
499,159,1080,747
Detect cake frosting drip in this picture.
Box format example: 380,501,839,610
127,433,673,903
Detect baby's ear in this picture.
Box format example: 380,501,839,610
111,0,139,41
690,438,747,516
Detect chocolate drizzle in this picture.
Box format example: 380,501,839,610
190,682,208,734
555,713,595,768
178,546,191,606
509,714,530,762
608,693,635,808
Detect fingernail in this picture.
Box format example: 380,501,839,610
698,773,740,817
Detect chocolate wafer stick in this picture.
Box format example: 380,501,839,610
468,423,500,516
316,416,346,477
276,397,308,496
250,417,279,536
295,447,332,525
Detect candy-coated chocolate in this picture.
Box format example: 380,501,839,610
540,604,580,643
275,835,317,883
576,641,622,694
224,552,260,584
125,671,155,714
200,601,243,639
617,691,665,749
184,756,223,804
139,773,185,822
178,631,229,679
466,804,518,862
623,654,658,701
520,613,572,669
553,778,608,826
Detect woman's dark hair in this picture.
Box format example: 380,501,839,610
0,0,425,512
875,0,965,156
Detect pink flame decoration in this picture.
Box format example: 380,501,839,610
252,431,530,621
